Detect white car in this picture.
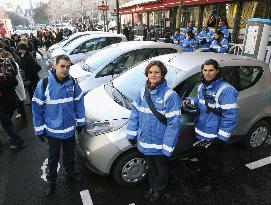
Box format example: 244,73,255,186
47,31,105,59
48,33,127,66
70,41,181,94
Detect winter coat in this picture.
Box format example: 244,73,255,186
0,66,18,112
210,37,229,53
172,33,185,46
197,29,214,48
20,52,40,84
127,80,181,157
32,70,85,139
182,37,196,52
190,78,239,141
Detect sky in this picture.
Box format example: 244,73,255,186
8,0,49,9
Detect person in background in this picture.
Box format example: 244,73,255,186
172,28,185,47
164,31,173,44
181,31,197,52
197,25,214,48
17,42,40,100
184,21,197,35
0,56,25,150
218,19,230,42
209,30,229,53
147,27,159,42
127,60,181,202
143,25,148,41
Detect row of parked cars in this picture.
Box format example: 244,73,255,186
47,32,271,187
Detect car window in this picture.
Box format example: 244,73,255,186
132,48,157,66
96,52,131,78
95,37,107,49
158,48,178,55
174,72,201,100
107,37,122,45
238,66,263,91
79,39,96,53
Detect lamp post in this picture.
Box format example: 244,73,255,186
116,0,121,34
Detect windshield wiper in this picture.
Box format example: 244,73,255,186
110,82,132,108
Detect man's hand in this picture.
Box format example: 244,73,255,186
76,126,85,134
193,139,212,148
182,99,190,108
37,135,47,142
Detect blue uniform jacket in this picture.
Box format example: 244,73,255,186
190,78,239,141
184,27,197,35
210,37,229,53
172,33,185,47
182,37,196,52
127,81,181,157
197,29,214,48
219,26,230,40
32,70,85,139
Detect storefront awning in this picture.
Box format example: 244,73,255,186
120,0,160,8
120,0,234,14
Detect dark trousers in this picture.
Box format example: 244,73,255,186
198,142,225,187
0,112,24,146
145,155,168,193
17,101,26,119
26,81,38,100
46,136,76,183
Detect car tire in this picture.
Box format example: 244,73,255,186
111,149,148,186
244,121,270,150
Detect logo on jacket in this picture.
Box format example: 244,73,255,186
156,97,163,104
67,86,73,92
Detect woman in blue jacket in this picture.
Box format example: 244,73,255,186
127,60,181,202
182,31,197,52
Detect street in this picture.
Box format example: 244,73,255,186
0,56,271,205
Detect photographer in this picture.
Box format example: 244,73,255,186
0,57,25,150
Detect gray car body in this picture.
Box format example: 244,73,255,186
77,52,271,176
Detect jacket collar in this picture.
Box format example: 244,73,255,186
49,69,73,86
146,79,167,94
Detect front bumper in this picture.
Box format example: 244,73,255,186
76,129,122,175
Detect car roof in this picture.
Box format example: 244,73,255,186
150,52,259,72
108,41,180,50
63,33,126,50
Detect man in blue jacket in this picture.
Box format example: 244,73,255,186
197,25,214,48
183,59,239,192
209,30,229,53
32,55,85,196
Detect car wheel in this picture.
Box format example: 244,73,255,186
244,121,270,150
111,150,148,186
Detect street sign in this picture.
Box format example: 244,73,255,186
98,5,109,10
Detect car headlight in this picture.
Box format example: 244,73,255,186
86,119,128,136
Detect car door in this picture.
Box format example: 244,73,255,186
172,67,236,156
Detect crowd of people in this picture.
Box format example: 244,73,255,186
0,21,238,201
123,19,231,53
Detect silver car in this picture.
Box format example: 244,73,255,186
48,33,127,66
70,41,181,94
46,31,105,59
77,53,271,186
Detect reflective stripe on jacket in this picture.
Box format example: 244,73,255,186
210,37,229,53
32,70,85,139
190,78,239,141
127,81,181,157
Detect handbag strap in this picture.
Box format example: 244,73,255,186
144,86,167,125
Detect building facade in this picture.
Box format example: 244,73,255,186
119,0,271,42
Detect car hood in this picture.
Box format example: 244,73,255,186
84,85,130,122
48,43,60,51
70,62,92,79
51,48,66,58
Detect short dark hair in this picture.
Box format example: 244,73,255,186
17,42,29,51
215,30,223,37
145,60,167,78
55,55,71,64
201,59,220,70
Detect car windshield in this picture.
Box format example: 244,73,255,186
83,47,119,72
110,61,185,104
62,36,87,51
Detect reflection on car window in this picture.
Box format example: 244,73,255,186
238,66,263,91
158,48,178,55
